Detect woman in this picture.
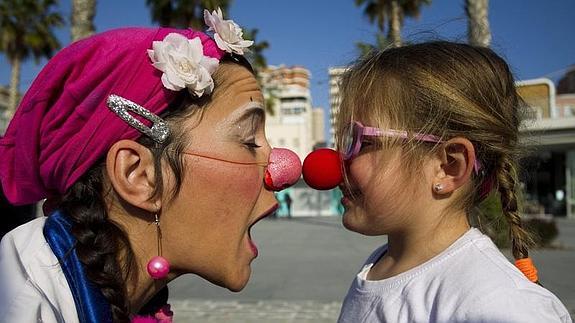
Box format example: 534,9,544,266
0,9,301,323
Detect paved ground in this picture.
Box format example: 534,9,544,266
169,216,575,322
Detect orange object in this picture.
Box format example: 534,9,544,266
515,258,539,283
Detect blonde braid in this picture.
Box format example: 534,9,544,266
497,155,539,282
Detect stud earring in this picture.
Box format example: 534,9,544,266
433,183,444,193
147,213,170,280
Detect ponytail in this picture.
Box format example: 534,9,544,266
496,155,539,283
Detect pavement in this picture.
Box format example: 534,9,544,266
168,216,575,322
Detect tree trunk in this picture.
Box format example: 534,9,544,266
388,0,402,47
466,0,491,47
71,0,96,42
7,57,21,118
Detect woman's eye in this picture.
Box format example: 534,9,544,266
243,140,262,151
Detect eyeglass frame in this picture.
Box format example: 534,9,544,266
343,121,480,174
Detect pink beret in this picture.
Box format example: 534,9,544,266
0,27,224,205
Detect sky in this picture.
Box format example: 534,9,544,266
1,0,574,143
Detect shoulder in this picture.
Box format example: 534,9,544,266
463,285,572,322
0,217,78,322
1,217,48,265
440,229,570,322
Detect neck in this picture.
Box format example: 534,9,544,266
126,256,171,312
368,209,470,280
109,211,172,313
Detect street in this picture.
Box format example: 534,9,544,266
169,216,575,322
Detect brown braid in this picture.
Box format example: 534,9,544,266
496,156,535,260
60,166,133,322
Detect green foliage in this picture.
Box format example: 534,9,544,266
474,192,559,249
354,0,432,32
0,0,64,62
356,33,392,57
523,217,559,247
243,28,269,75
475,192,510,248
145,0,231,29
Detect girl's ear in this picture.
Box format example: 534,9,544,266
105,140,160,212
431,137,476,195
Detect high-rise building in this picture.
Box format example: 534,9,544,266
260,65,324,161
328,67,347,147
311,106,325,148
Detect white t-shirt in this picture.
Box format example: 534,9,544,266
0,217,78,323
338,228,572,323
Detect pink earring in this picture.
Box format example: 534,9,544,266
433,183,444,193
147,213,170,280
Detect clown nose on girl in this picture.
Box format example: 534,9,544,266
302,148,343,190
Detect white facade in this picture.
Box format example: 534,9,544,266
261,65,324,161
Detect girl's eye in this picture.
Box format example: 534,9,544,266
359,140,373,150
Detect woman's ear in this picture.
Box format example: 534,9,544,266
431,137,476,195
105,140,160,212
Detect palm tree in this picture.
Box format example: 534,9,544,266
356,32,392,56
146,0,231,29
355,0,431,47
71,0,96,42
146,1,273,113
0,0,64,118
243,28,269,75
465,0,491,47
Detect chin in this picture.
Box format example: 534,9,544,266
342,212,383,236
342,211,365,234
224,267,251,292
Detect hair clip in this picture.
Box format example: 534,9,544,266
106,94,170,144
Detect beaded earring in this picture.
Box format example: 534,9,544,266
147,213,170,279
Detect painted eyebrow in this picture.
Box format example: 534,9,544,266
235,106,265,126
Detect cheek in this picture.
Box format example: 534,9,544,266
347,159,374,190
193,163,263,213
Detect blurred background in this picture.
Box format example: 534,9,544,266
1,1,574,321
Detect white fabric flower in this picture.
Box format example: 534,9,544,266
148,33,219,97
204,8,254,55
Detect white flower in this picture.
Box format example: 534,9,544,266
204,8,254,55
148,33,219,97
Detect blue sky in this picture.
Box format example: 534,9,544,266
1,0,574,142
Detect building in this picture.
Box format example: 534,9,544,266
311,107,326,149
260,65,324,161
328,67,347,147
518,79,575,218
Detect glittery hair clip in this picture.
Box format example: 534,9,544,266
106,94,170,143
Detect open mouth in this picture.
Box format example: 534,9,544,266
247,204,279,257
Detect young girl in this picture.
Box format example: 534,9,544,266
0,10,300,323
335,42,572,322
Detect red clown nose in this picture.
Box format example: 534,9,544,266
302,148,343,190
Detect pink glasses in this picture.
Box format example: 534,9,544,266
343,121,480,173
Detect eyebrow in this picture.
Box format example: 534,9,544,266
235,106,265,126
